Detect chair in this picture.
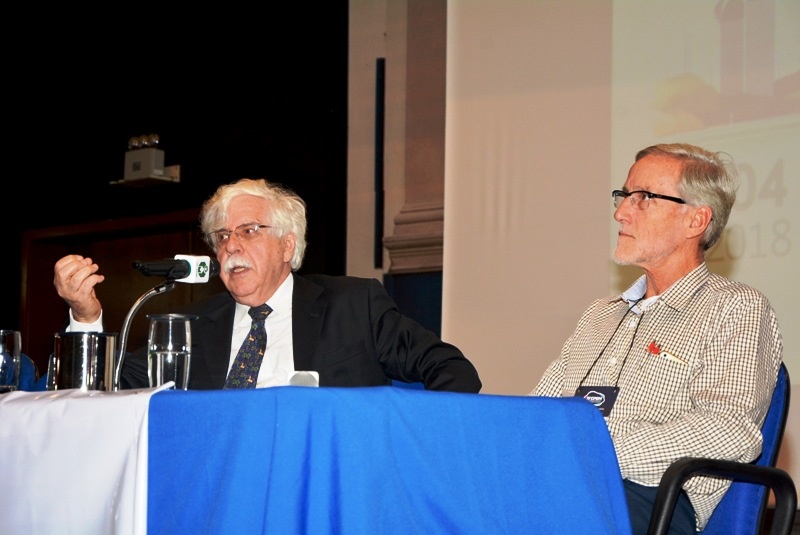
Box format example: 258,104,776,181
648,363,796,535
18,353,39,391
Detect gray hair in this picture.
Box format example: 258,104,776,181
200,178,308,271
635,143,737,250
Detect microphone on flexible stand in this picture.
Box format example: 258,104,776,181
113,255,221,390
132,255,220,283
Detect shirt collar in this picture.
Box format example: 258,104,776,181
621,276,647,306
234,273,295,325
618,263,710,313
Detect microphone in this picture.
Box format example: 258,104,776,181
289,371,320,387
132,255,220,283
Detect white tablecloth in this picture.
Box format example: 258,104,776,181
0,384,170,535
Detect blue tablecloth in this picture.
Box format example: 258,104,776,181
148,387,632,534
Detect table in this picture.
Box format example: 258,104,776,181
147,387,632,534
1,386,632,534
0,387,161,535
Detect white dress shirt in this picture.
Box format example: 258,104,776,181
230,273,295,387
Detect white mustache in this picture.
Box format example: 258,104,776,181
223,256,253,273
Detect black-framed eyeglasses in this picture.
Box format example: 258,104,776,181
612,190,686,210
207,223,274,246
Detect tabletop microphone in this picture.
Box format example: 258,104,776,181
132,255,220,283
289,371,320,387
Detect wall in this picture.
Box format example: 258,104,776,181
348,0,409,279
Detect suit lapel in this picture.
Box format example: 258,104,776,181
291,275,327,371
197,295,236,388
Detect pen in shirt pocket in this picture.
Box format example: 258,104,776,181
647,340,687,365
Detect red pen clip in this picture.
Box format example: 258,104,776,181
648,341,661,355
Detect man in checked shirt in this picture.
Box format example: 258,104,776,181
531,143,783,534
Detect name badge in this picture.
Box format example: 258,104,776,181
575,386,620,416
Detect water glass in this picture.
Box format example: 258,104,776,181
0,330,22,393
147,314,196,390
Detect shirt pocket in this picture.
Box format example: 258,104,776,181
619,350,692,416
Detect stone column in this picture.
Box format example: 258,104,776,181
383,0,446,274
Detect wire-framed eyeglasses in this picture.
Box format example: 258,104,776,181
612,190,685,210
207,223,274,246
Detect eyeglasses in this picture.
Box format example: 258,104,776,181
207,223,273,246
612,190,685,210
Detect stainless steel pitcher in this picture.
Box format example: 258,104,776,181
48,332,118,391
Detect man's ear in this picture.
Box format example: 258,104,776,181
282,233,296,262
686,205,713,239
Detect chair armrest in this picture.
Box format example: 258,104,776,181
647,457,797,535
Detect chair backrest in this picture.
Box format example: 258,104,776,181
18,353,39,391
699,362,790,534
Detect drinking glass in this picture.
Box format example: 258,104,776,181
147,314,197,390
0,330,22,393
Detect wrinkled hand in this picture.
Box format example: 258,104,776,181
53,255,105,323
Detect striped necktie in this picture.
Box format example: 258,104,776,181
224,304,272,389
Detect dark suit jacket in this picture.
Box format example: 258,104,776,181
126,274,481,393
